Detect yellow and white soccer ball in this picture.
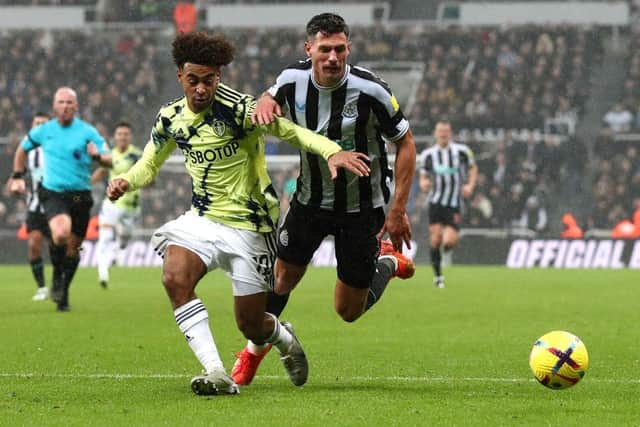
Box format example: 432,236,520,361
529,330,589,389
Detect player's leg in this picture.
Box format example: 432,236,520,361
333,209,389,322
442,225,460,267
28,227,48,301
429,221,444,287
233,290,307,387
96,224,115,288
96,201,119,288
233,200,325,385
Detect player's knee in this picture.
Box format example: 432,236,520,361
335,303,362,323
161,271,195,305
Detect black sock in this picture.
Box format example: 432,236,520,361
62,256,80,289
50,244,66,289
30,258,45,288
431,248,442,277
266,292,290,317
365,258,395,311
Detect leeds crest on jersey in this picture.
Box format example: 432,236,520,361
212,120,226,137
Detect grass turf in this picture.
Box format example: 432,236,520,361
0,265,639,426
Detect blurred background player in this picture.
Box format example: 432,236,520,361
91,121,142,289
9,87,111,311
10,112,52,301
106,32,369,395
233,12,417,386
419,120,477,288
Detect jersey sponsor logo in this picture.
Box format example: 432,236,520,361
212,120,226,137
434,165,458,175
342,101,358,119
186,141,240,164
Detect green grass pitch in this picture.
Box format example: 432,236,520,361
1,265,639,426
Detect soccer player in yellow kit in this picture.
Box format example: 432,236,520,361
92,122,142,288
107,32,370,396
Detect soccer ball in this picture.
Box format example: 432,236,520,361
529,330,589,389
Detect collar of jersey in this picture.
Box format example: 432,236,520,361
182,98,211,118
310,65,350,91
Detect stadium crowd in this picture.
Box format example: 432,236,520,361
0,24,611,234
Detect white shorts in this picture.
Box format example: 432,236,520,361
99,200,140,238
150,211,276,296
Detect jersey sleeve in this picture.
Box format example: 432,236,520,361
22,126,45,152
419,150,433,177
119,111,176,191
267,68,296,107
88,126,108,153
367,82,410,143
261,116,342,161
461,144,475,167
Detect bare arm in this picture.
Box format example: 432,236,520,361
91,167,109,185
87,142,112,168
419,173,431,194
380,129,417,251
462,164,478,198
8,145,28,195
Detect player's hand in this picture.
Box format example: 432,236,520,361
87,141,99,157
378,210,412,252
462,183,474,198
327,151,371,180
106,178,130,201
251,94,282,126
8,178,26,196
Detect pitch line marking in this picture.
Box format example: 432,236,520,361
0,373,638,384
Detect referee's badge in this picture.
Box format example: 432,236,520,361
342,101,358,119
279,229,289,247
212,120,226,137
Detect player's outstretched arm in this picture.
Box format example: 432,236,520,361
379,129,416,252
327,151,371,180
251,92,282,126
106,178,130,201
264,116,370,179
116,137,176,193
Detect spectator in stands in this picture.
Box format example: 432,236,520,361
603,103,633,133
560,213,583,239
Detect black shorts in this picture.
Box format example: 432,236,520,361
39,187,93,238
428,203,461,230
277,198,385,289
26,210,51,237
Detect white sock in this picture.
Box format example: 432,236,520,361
263,313,294,354
174,299,224,373
247,340,271,356
97,227,116,282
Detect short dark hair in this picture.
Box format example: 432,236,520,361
306,13,350,39
33,111,49,119
114,121,132,131
172,32,234,69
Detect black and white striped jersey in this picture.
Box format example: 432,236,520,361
268,60,410,213
26,146,45,213
419,142,475,208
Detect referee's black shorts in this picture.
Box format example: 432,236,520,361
277,198,385,289
26,210,51,237
39,187,93,238
428,203,461,230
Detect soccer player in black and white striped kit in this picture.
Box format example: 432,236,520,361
14,113,52,301
419,120,477,288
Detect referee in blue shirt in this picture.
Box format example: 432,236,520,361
10,87,111,311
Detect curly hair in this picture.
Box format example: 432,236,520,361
306,13,350,39
172,32,235,69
